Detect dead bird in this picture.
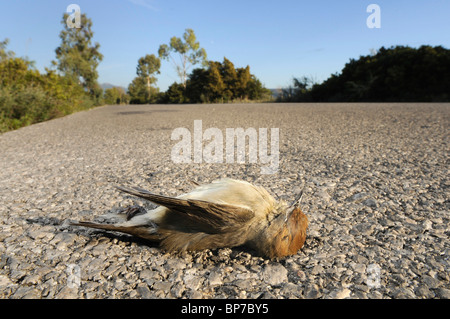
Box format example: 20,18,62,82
72,178,308,258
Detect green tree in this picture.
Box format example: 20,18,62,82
128,77,159,104
158,28,207,88
236,66,251,100
184,58,269,103
220,58,237,100
246,76,272,100
185,61,224,103
128,54,161,104
54,13,103,100
305,45,450,102
184,67,209,102
162,82,186,104
0,40,96,132
104,87,129,104
0,38,15,61
136,54,161,100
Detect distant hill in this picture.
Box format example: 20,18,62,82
100,83,127,92
269,88,283,98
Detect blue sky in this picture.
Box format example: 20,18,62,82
1,0,449,91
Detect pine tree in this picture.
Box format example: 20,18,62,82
220,58,237,100
236,66,251,100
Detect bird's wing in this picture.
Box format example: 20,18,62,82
115,185,255,233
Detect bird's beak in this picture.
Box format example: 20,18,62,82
285,190,304,222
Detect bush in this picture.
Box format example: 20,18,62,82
161,82,187,104
104,87,129,105
281,45,450,102
0,57,97,133
182,58,271,103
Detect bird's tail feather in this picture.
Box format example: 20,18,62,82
71,221,161,242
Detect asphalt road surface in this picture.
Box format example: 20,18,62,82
0,103,449,299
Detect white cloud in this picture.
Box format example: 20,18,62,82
127,0,159,11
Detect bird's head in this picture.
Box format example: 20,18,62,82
259,191,309,258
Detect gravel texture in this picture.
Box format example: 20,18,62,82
0,103,449,299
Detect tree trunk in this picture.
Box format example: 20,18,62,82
182,54,187,88
147,76,151,102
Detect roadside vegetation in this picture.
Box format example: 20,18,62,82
1,11,449,133
277,45,450,102
0,13,102,133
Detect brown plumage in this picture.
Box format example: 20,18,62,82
72,178,308,258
